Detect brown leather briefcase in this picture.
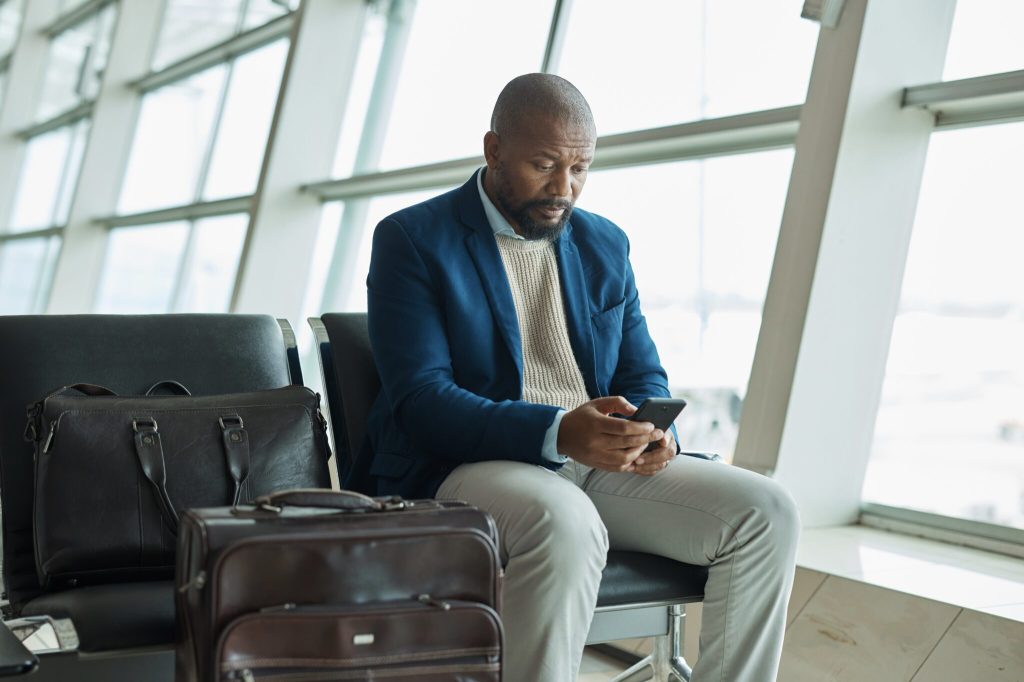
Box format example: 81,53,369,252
175,488,502,682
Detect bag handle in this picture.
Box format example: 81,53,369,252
145,380,192,396
66,383,118,397
253,488,395,512
131,418,179,536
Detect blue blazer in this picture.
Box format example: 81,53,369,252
361,171,671,498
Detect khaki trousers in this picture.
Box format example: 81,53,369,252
436,456,800,682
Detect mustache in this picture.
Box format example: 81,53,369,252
523,199,573,211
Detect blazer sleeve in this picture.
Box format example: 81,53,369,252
607,240,681,449
367,217,559,466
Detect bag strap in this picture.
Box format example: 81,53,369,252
218,415,251,506
145,380,192,396
131,418,179,536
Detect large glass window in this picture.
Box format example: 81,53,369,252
943,0,1024,80
0,0,23,58
118,40,288,213
94,214,247,313
363,0,556,171
37,3,117,120
8,120,90,231
580,150,792,459
152,0,296,70
0,236,61,314
317,188,444,313
555,0,817,135
862,122,1024,529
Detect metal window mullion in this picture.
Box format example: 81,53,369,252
29,234,60,313
46,118,84,227
95,195,253,228
540,0,573,74
15,99,93,138
41,0,115,38
168,52,239,313
0,225,63,241
320,0,415,313
302,105,802,202
903,69,1024,129
236,0,254,34
132,13,293,93
167,219,198,312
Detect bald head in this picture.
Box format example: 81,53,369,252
482,74,595,242
490,73,596,140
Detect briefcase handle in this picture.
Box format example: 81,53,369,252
254,488,403,513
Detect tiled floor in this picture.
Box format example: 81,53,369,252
578,647,630,681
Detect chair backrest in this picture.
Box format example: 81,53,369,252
0,314,295,609
310,313,380,493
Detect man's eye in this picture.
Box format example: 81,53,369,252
574,166,589,174
536,164,554,172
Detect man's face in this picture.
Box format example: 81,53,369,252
484,114,595,241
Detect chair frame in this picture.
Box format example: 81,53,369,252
309,317,700,681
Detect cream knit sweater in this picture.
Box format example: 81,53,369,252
494,234,590,411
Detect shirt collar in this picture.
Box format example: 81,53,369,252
476,167,523,240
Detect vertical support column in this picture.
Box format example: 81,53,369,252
732,0,956,525
45,1,165,312
0,0,60,230
231,0,369,318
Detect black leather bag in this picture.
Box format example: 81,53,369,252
24,382,332,588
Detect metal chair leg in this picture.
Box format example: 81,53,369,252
607,654,654,682
605,604,693,682
660,604,692,681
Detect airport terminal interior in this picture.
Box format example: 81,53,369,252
0,0,1022,680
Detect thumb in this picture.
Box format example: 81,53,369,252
589,395,637,416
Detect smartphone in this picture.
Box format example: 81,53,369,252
629,398,687,451
0,623,38,675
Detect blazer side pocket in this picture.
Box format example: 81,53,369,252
591,299,625,331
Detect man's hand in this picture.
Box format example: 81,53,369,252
626,430,676,476
557,396,666,473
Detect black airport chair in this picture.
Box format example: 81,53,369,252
0,315,305,681
310,313,709,681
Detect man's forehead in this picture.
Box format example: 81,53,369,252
511,115,595,150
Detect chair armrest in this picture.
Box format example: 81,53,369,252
680,451,722,462
0,624,37,676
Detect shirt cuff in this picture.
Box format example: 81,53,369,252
541,409,569,464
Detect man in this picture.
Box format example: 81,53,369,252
365,73,799,682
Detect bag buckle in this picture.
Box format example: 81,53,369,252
23,403,41,442
219,415,244,430
132,418,158,433
382,496,407,511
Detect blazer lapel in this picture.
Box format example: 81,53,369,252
458,173,524,385
555,224,599,399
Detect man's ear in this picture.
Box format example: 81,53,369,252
483,131,501,168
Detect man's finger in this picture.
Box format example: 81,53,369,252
589,395,637,416
596,414,655,437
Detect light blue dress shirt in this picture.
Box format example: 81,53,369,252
476,169,569,465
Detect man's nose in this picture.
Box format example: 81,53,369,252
546,169,572,200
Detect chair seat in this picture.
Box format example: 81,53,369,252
598,551,707,608
22,581,175,652
18,554,704,650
